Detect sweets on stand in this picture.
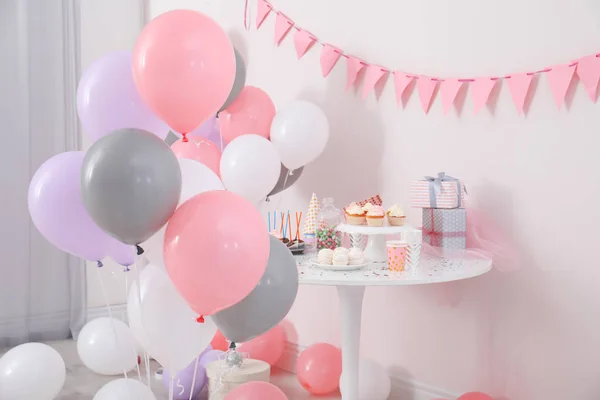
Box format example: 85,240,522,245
332,247,349,266
365,205,385,227
387,204,406,226
348,247,364,265
345,202,366,225
317,248,334,265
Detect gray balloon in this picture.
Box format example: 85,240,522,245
218,48,247,112
81,128,182,245
212,235,299,343
268,165,304,197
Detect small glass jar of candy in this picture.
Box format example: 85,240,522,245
316,197,342,250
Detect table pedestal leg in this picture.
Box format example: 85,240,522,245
364,235,387,262
337,285,365,400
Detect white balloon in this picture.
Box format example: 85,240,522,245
137,266,217,372
270,100,329,170
340,358,391,400
142,159,224,266
93,378,156,400
0,342,65,399
220,134,281,203
77,317,138,375
127,263,165,354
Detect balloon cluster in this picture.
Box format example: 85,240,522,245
22,8,330,398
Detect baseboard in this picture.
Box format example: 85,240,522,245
276,341,458,400
87,303,128,322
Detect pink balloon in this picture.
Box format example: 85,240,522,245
219,86,275,142
237,325,286,366
458,392,494,400
164,191,269,316
171,138,221,176
133,10,236,135
296,343,342,395
224,382,286,400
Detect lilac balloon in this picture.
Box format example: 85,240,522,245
28,152,113,261
163,347,213,400
199,350,225,367
187,115,221,146
77,51,169,142
107,240,135,267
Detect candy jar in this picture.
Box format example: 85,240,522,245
316,198,342,250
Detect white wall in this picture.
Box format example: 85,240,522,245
148,1,600,398
80,0,146,307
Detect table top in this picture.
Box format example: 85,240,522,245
336,223,418,235
296,254,492,286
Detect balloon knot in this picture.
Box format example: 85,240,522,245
196,315,205,323
229,341,237,350
289,170,294,176
215,112,220,119
182,133,189,143
136,245,144,255
123,266,131,272
265,196,271,202
96,261,103,268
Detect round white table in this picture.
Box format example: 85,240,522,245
297,255,492,400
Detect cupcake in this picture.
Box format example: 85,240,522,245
348,247,364,265
345,202,366,225
366,205,385,226
332,247,349,265
317,248,334,265
387,205,406,226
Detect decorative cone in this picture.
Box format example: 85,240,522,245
303,193,320,236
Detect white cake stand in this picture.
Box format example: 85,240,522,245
336,223,419,262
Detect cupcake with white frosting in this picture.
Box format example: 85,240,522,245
387,204,406,226
345,202,366,225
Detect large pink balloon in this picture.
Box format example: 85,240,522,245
132,10,236,135
219,86,275,142
224,382,287,400
164,191,269,316
458,392,494,400
171,138,221,177
296,343,342,395
77,51,169,142
237,325,286,366
28,152,114,261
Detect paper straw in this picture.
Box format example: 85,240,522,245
288,212,292,241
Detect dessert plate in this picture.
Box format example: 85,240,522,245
311,261,368,271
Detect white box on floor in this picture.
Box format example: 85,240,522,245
206,359,270,399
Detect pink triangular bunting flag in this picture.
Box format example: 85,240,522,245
294,29,315,59
546,64,575,109
274,13,292,45
417,77,438,114
320,45,342,77
256,0,271,29
440,79,463,114
362,65,387,99
506,73,533,115
471,78,497,114
576,55,600,102
346,57,364,90
393,72,413,106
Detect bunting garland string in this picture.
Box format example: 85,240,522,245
251,0,600,115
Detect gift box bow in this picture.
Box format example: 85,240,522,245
424,172,467,208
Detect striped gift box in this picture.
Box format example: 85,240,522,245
410,181,466,209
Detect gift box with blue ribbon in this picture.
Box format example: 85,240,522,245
410,172,467,209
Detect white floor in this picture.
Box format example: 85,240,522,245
2,340,341,400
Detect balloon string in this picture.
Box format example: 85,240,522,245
133,249,153,389
96,265,129,381
217,113,225,153
244,0,251,31
188,356,201,400
124,271,143,382
169,375,175,400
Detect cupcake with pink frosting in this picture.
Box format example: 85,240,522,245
366,205,385,226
